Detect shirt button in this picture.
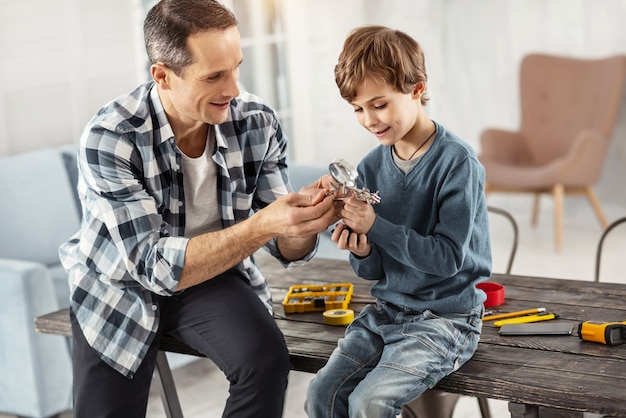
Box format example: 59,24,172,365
152,304,158,311
178,201,183,207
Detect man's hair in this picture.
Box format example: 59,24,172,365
334,25,429,105
144,0,238,76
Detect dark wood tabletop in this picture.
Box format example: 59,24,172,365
35,253,626,417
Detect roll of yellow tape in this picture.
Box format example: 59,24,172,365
323,309,355,326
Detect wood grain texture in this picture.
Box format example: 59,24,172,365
35,253,626,416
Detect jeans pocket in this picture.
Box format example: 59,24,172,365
401,314,455,358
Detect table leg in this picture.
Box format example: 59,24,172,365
402,390,461,418
508,403,607,418
477,396,492,418
538,407,607,418
509,403,538,418
155,351,184,418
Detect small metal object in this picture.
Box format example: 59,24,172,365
328,159,381,204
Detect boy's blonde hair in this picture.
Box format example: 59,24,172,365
334,25,429,105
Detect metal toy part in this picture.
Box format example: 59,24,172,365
328,159,381,205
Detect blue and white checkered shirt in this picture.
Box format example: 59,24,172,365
60,82,313,377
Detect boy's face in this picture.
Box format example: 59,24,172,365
349,78,422,147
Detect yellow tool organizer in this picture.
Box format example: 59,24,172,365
282,283,353,313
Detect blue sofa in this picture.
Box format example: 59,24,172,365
0,146,78,417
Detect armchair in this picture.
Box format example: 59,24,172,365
479,53,626,249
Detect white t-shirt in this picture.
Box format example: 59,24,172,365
179,127,222,238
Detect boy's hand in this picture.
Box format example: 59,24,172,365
338,195,375,235
333,195,375,257
331,222,371,257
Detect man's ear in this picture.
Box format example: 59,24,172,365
151,63,170,89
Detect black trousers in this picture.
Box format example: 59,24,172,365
71,269,291,418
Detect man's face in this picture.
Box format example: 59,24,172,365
163,26,242,127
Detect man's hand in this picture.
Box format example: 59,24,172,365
300,174,344,222
259,189,337,261
301,174,353,201
179,189,338,289
265,190,337,238
300,174,336,193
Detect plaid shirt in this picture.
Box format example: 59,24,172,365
60,82,314,377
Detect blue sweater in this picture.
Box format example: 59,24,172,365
351,121,492,313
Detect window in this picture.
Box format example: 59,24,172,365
141,0,292,152
228,0,292,149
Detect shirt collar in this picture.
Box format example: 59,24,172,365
149,83,175,146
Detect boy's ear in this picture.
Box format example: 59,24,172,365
412,81,427,98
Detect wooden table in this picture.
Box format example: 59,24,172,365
35,254,626,417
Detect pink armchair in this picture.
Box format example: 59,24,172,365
479,53,626,249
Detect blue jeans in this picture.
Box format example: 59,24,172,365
305,301,483,418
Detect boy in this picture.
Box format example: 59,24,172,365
305,25,492,418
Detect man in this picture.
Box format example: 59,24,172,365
59,1,336,417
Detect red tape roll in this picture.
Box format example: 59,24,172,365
476,281,505,307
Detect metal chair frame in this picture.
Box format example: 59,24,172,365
594,216,626,282
487,205,519,275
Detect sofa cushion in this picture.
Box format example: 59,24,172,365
59,143,80,215
0,147,81,266
48,263,71,307
0,259,72,416
287,163,328,192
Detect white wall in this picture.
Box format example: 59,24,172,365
0,0,146,156
2,0,626,192
283,0,626,169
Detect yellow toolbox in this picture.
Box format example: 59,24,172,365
282,283,353,313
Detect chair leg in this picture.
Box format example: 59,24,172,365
585,186,608,229
402,390,461,418
155,351,184,418
531,193,541,226
477,396,492,418
552,184,564,250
